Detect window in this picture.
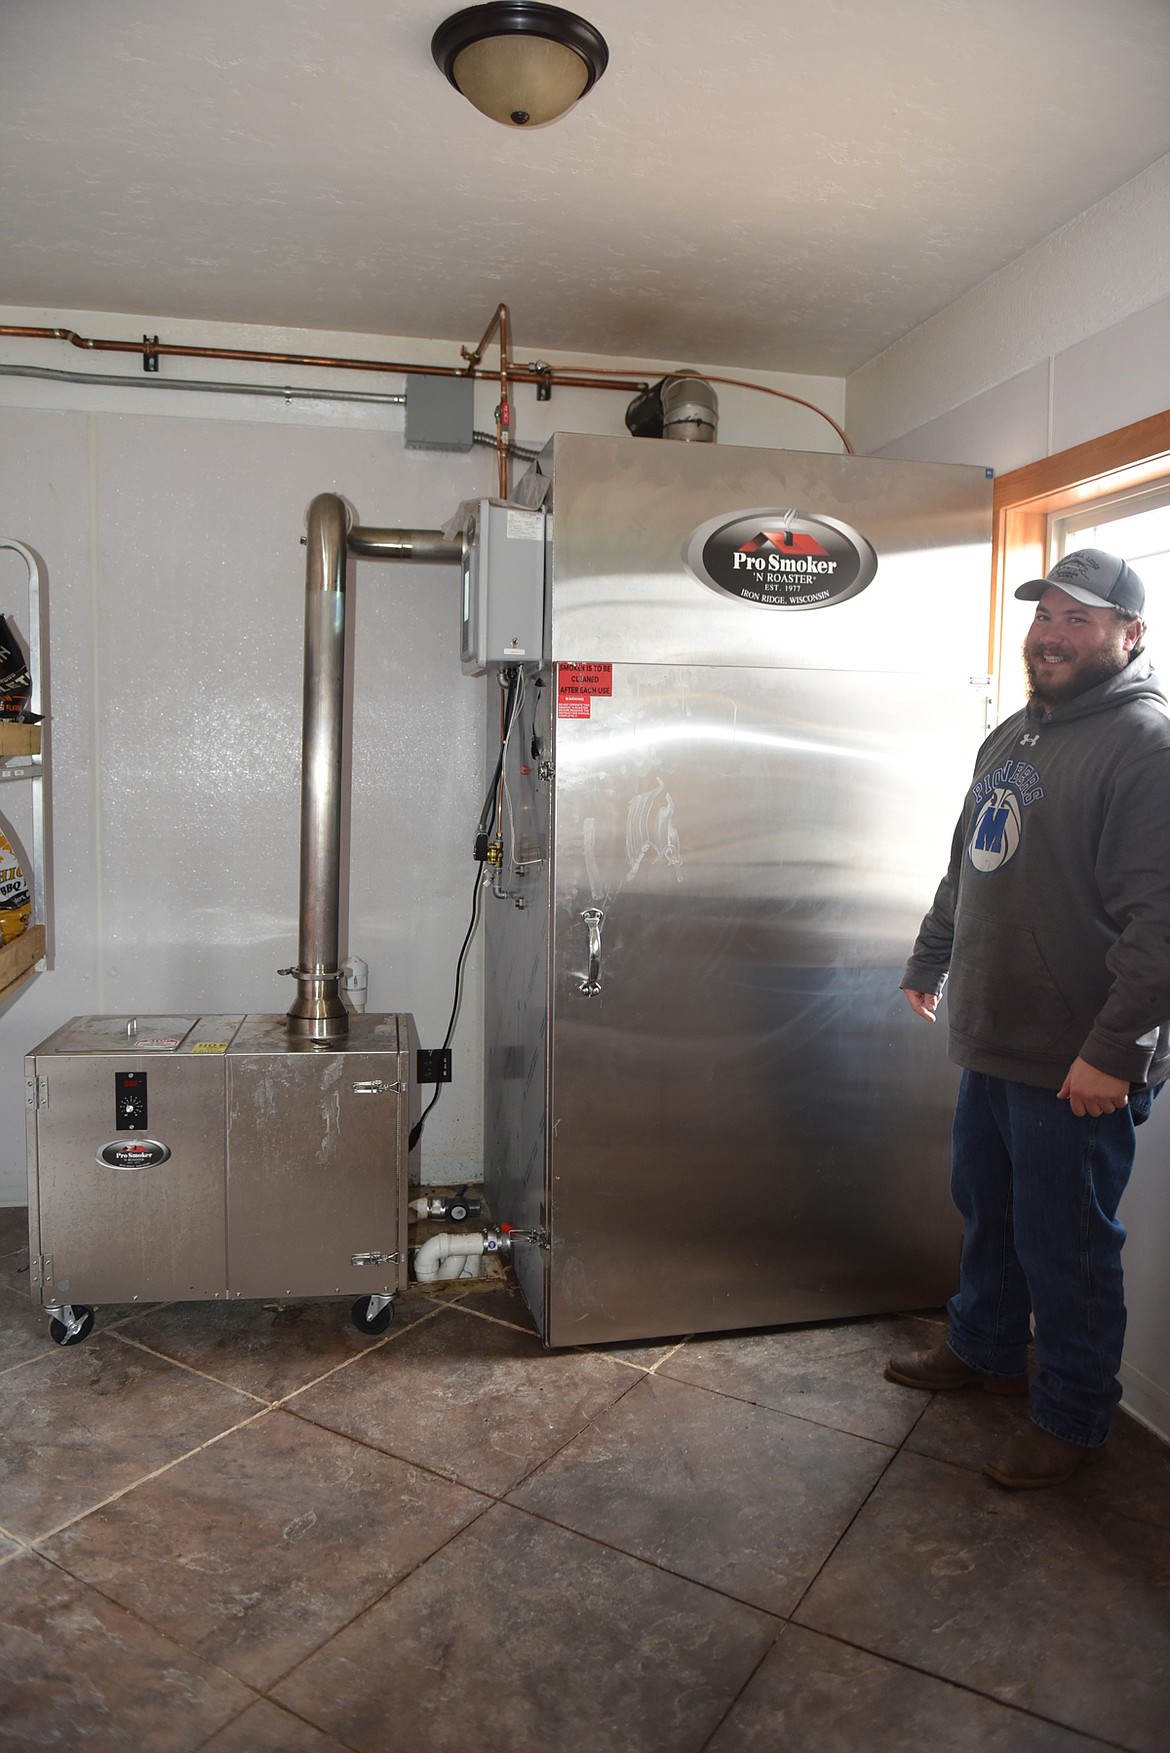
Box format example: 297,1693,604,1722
1051,481,1170,593
991,411,1170,720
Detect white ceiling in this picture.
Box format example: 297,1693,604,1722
3,0,1170,377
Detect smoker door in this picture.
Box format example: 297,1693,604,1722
545,662,981,1346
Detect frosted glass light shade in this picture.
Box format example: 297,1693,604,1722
432,6,608,129
452,34,589,126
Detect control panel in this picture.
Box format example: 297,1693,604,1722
114,1071,148,1132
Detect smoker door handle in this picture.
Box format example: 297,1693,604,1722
579,908,604,996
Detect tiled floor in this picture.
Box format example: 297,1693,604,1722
1,1204,1169,1753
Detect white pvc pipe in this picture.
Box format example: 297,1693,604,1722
412,1231,487,1284
340,955,368,1014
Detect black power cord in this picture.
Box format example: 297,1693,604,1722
474,667,520,857
410,670,522,1152
409,855,486,1151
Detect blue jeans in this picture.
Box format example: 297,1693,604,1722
946,1070,1150,1448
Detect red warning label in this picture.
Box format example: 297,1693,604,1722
558,663,613,719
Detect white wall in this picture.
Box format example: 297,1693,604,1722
0,306,845,1207
842,160,1170,1440
847,152,1170,465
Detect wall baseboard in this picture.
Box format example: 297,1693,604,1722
1120,1361,1170,1446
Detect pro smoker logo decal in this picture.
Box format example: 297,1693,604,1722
97,1139,172,1170
682,508,878,610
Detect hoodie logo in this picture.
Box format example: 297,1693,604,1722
969,787,1022,871
967,759,1045,873
1019,733,1039,747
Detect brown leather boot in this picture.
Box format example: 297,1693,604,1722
984,1423,1104,1489
884,1341,1029,1395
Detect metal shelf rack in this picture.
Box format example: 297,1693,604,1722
0,538,51,1002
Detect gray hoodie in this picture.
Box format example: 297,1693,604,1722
903,653,1170,1090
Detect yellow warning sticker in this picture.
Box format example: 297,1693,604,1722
191,1042,230,1054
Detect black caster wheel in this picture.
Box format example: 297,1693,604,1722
351,1296,394,1335
49,1306,94,1346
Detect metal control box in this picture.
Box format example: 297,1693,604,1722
404,372,473,453
460,498,546,674
25,1013,416,1316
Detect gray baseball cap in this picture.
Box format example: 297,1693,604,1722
1015,547,1145,615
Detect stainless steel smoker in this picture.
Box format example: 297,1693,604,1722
25,1012,414,1342
23,495,436,1344
481,433,995,1346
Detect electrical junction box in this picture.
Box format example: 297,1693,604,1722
460,499,546,676
405,373,473,452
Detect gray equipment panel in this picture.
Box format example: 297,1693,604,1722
460,499,546,674
405,373,473,453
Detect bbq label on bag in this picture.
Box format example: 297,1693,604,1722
0,827,31,943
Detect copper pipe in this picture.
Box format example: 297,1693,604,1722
0,324,648,395
2,327,466,379
0,321,854,450
460,304,512,495
461,303,505,371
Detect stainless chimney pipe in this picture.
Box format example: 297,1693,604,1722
284,498,462,1039
286,493,351,1039
348,526,462,563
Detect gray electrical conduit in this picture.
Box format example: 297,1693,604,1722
0,364,543,456
0,360,406,405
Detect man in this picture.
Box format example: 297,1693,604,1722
887,547,1170,1488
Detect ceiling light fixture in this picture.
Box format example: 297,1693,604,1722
431,3,609,128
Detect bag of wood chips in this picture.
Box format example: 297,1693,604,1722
0,827,31,943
